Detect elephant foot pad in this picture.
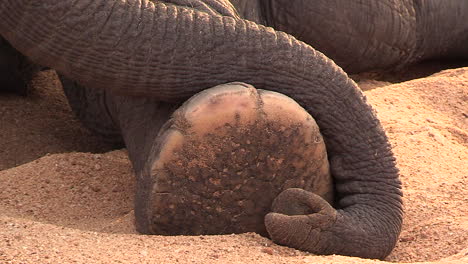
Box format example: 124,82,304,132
141,83,332,236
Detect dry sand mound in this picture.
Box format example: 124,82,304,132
0,68,467,263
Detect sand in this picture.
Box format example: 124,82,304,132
0,67,467,263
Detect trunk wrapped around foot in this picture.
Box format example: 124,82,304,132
0,0,402,259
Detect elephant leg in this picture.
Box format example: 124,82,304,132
0,36,40,95
129,82,334,236
59,75,125,147
59,74,179,173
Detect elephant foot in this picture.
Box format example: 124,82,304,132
136,82,333,236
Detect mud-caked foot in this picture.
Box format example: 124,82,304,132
136,82,333,236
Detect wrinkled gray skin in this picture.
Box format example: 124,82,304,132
0,0,466,260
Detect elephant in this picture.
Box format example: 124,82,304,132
265,0,468,73
2,0,464,260
2,1,468,94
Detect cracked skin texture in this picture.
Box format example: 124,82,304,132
138,83,333,236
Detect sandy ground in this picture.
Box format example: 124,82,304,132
0,67,467,263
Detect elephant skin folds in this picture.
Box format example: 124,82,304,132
1,67,467,263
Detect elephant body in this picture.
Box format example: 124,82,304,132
1,0,466,260
174,0,468,73
264,0,468,73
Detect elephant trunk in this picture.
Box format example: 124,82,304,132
0,0,402,259
1,0,303,101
